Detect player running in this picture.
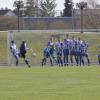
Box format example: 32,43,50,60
19,41,31,68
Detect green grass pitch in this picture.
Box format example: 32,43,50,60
0,66,100,100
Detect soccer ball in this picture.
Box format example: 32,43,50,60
32,53,36,57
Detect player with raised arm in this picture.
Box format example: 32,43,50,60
19,41,31,68
10,40,19,66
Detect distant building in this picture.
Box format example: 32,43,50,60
0,8,16,17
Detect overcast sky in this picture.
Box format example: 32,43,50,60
0,0,82,11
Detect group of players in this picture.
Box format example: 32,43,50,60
10,34,100,67
42,34,90,66
10,40,31,67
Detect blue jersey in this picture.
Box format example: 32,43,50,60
47,41,55,55
63,39,69,50
43,47,50,57
75,42,81,52
69,40,76,52
81,41,88,55
55,42,63,56
63,39,70,55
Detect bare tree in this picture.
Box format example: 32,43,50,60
14,0,24,30
83,9,100,29
87,0,99,8
82,0,100,29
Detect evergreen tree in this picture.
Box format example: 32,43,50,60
40,0,56,17
63,0,72,17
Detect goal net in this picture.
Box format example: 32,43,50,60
7,30,66,66
7,30,100,66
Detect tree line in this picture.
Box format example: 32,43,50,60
0,0,100,31
13,0,100,17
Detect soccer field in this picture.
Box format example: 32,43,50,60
0,66,100,100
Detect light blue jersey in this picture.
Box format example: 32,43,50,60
10,43,19,58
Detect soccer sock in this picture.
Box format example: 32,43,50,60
63,57,66,65
25,60,31,68
70,56,73,65
50,58,53,66
42,58,46,66
16,60,19,66
66,56,69,65
60,58,63,66
57,57,60,66
81,58,84,66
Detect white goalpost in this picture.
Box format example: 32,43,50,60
7,30,100,66
7,30,69,66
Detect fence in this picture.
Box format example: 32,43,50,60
0,15,100,31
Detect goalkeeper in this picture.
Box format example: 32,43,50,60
10,40,19,66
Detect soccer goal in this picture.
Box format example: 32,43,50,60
7,30,68,66
7,30,100,66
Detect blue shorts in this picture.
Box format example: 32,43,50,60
70,51,75,55
98,54,100,58
44,52,50,58
82,52,88,57
63,49,69,55
57,52,62,56
75,51,81,56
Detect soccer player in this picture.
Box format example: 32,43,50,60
10,40,19,66
98,46,100,65
41,44,53,66
81,40,90,66
55,38,63,66
49,44,57,65
75,37,83,66
63,34,70,66
63,39,69,66
69,36,76,66
19,41,31,68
